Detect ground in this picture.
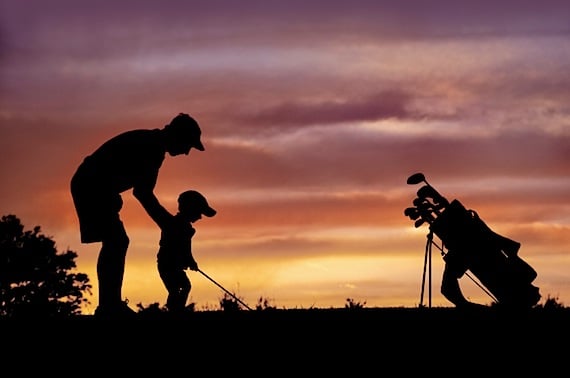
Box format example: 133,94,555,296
2,306,567,373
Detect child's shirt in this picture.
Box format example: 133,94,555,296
157,213,196,269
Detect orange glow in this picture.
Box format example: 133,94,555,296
1,1,569,313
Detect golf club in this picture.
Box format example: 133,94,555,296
413,198,441,214
413,197,434,208
198,268,253,311
416,185,448,206
406,172,427,185
416,207,435,224
407,172,449,206
414,218,427,228
404,207,420,220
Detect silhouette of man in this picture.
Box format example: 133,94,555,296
157,190,216,314
70,113,206,318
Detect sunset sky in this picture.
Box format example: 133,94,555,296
1,0,569,314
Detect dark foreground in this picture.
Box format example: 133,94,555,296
3,307,568,373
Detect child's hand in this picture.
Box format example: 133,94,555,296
187,259,199,271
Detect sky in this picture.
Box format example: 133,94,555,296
1,0,569,314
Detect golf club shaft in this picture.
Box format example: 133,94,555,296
198,268,253,310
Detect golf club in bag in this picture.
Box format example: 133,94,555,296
405,172,541,309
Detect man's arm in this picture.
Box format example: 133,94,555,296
132,160,172,227
133,186,172,228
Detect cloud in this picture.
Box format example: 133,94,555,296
237,90,414,128
1,0,569,309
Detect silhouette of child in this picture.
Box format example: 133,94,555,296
157,190,216,313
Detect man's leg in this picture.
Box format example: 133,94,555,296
95,218,136,317
97,223,129,307
71,178,135,317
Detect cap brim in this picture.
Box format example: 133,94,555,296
202,206,216,217
194,139,205,151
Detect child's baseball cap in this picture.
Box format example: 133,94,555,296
178,190,216,217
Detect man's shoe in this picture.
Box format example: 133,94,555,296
94,302,137,319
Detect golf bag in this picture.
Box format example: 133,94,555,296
404,173,541,308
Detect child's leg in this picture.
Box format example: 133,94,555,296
164,271,191,312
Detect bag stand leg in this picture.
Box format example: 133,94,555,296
419,231,434,308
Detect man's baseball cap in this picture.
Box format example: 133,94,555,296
178,190,217,217
167,113,205,151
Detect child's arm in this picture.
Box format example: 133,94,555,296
185,226,199,271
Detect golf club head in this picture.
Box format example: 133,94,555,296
417,186,447,206
404,207,420,220
416,184,450,207
410,213,420,220
432,202,447,214
423,204,442,218
407,172,425,185
417,185,438,199
437,196,450,207
404,207,417,216
413,197,434,208
416,207,435,223
414,218,426,228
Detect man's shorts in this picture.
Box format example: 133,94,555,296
71,176,124,243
